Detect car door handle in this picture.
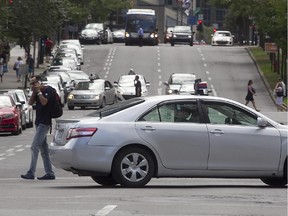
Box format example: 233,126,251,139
210,129,224,135
140,126,156,131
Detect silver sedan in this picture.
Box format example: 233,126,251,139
67,79,117,110
50,95,288,188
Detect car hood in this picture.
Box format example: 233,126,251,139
213,35,231,40
71,90,101,95
0,107,15,114
117,86,148,95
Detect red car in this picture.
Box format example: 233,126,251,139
0,95,22,135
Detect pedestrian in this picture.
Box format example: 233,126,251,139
44,37,53,63
138,27,144,47
274,79,285,112
128,68,135,75
134,75,142,97
21,75,56,180
245,79,260,111
0,51,7,83
26,54,35,78
14,56,23,82
68,23,74,39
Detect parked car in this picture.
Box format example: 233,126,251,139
0,94,22,135
10,89,34,128
67,79,117,110
50,57,80,71
170,26,193,46
211,30,234,46
66,70,90,87
163,73,209,95
50,95,288,188
0,90,27,130
59,44,84,65
114,74,150,100
59,39,83,49
164,26,174,44
79,28,101,45
112,29,125,43
52,50,81,67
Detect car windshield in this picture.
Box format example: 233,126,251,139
87,97,145,117
15,91,26,102
171,75,196,84
69,72,89,80
0,96,12,108
173,26,191,33
118,75,145,87
75,80,104,92
216,32,231,36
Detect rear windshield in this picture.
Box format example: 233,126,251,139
87,98,145,117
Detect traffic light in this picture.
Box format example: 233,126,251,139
197,20,203,32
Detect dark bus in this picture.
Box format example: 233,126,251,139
125,9,158,46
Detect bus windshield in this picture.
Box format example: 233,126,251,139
126,14,156,32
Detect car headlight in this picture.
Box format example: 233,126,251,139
93,95,100,100
68,94,74,100
188,35,191,38
168,89,173,94
173,35,177,38
125,32,130,37
3,113,14,119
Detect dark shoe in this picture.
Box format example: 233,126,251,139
37,174,55,180
21,173,35,180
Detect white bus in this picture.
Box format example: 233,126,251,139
125,9,158,46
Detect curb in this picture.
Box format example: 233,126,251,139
245,47,287,112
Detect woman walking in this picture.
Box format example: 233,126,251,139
14,56,23,82
245,80,260,111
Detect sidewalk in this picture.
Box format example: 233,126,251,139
0,45,46,90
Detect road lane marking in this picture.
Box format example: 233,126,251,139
95,205,117,216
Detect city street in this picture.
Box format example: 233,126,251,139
0,43,287,216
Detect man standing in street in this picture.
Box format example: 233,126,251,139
134,75,142,97
21,75,56,180
26,54,35,79
138,27,144,47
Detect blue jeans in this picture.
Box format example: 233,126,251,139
27,124,54,176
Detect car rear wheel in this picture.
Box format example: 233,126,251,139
68,105,74,110
171,42,174,46
91,176,118,187
112,147,155,187
101,98,106,108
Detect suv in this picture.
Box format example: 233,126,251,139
170,26,193,46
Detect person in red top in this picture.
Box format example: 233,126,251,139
44,37,53,63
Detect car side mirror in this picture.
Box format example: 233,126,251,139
146,82,150,87
16,102,22,108
105,86,110,91
257,117,267,128
163,81,168,86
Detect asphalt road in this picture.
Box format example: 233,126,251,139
0,43,287,216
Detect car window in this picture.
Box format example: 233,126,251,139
0,96,13,108
139,101,200,123
87,98,144,117
202,101,257,126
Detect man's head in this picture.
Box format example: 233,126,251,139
29,75,42,86
135,75,139,80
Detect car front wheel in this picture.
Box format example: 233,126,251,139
112,147,155,188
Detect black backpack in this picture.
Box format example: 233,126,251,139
276,89,284,97
50,88,63,118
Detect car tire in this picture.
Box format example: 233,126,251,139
171,42,174,46
260,160,287,187
101,98,106,108
112,147,155,188
68,105,74,110
91,176,118,187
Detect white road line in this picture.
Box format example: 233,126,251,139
204,63,207,67
6,148,14,152
95,205,117,216
208,77,211,81
206,71,210,75
15,148,25,152
15,145,23,148
158,69,161,73
0,157,6,160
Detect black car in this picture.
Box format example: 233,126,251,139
170,26,193,46
79,29,101,44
